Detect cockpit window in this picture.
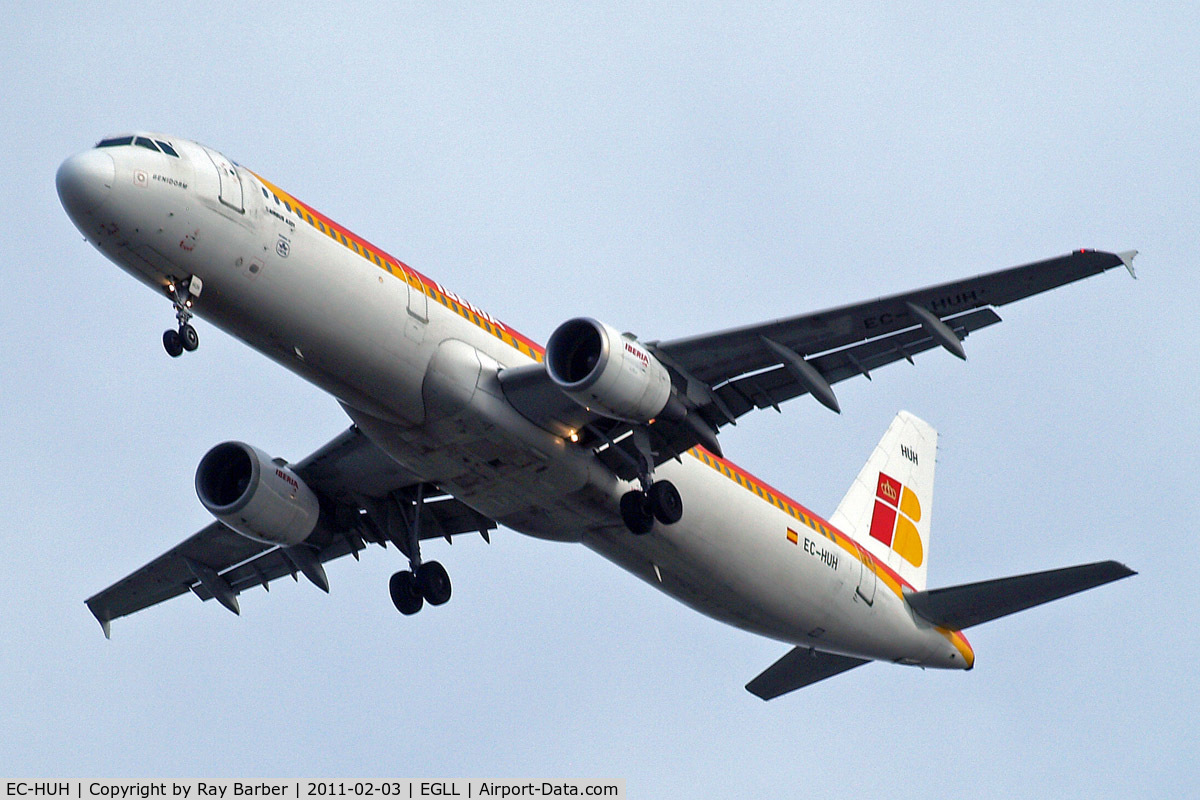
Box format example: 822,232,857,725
94,135,181,157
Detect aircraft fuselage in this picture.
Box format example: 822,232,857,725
58,134,972,673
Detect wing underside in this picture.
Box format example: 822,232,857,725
85,427,496,635
501,250,1133,480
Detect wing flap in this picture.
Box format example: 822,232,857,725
85,522,267,630
711,307,1001,419
655,249,1129,387
587,307,1002,479
905,560,1136,630
746,646,870,700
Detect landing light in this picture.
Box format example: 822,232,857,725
166,281,176,293
568,430,580,443
185,299,193,308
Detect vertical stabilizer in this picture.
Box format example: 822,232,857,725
829,411,936,591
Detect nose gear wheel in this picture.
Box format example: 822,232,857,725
163,329,184,358
162,276,201,357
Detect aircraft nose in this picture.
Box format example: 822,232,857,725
56,149,116,219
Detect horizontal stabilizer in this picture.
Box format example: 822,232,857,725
746,647,870,700
906,560,1135,630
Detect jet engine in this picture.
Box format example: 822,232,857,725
195,441,320,546
545,317,672,423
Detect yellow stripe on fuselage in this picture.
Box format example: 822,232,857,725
251,171,972,661
252,172,545,362
689,445,973,659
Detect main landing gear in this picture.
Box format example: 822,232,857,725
389,561,452,616
620,480,683,534
618,429,684,535
383,484,453,616
162,276,202,358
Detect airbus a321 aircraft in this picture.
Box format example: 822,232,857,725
59,133,1136,699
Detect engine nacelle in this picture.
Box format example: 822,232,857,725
545,317,672,423
195,441,320,546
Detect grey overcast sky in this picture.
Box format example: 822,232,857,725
2,3,1196,797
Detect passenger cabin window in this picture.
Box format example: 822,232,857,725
96,136,134,148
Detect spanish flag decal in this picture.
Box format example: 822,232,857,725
868,473,924,567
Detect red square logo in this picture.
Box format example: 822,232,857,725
876,473,901,505
869,500,897,546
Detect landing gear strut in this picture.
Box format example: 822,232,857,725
385,484,453,615
618,430,684,534
163,276,202,357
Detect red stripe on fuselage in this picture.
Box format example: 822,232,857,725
251,171,968,650
252,172,545,359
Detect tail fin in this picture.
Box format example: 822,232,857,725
830,411,936,591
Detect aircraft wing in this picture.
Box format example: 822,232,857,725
651,248,1135,421
85,427,496,636
502,249,1135,480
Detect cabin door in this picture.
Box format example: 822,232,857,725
204,148,244,213
855,544,877,606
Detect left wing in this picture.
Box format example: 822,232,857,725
85,427,496,636
501,249,1136,479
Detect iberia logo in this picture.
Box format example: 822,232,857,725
868,473,924,567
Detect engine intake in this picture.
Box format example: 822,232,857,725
195,441,320,546
545,317,672,423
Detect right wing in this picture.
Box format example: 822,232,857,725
85,427,496,636
650,248,1136,427
501,249,1136,480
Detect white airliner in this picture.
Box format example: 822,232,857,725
59,133,1136,699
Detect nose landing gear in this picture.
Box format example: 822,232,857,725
163,276,202,357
